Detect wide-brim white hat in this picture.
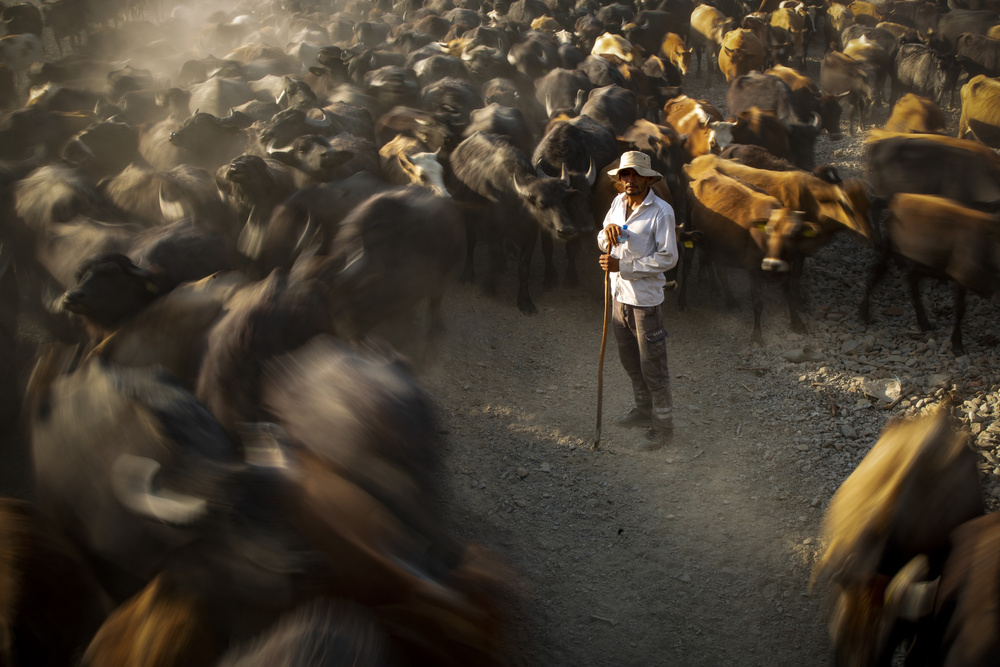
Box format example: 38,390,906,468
607,151,662,182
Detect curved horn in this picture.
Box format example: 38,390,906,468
111,454,208,525
237,207,264,259
159,183,186,222
293,212,320,258
305,109,333,129
585,159,597,186
544,92,555,119
560,163,569,185
810,111,822,129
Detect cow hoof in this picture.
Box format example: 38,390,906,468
518,299,538,315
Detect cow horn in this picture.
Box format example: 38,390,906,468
276,87,288,106
513,171,531,196
544,92,555,119
560,163,569,185
293,212,320,258
237,208,265,260
111,454,208,525
237,422,292,469
810,111,821,129
305,109,333,128
159,183,187,222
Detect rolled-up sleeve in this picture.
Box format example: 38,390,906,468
619,207,678,279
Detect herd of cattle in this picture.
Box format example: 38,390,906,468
1,0,1000,661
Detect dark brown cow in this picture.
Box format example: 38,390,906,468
0,498,107,667
766,64,845,138
682,168,809,343
820,51,875,134
729,107,797,165
885,93,947,133
844,35,890,106
813,408,983,666
860,193,1000,355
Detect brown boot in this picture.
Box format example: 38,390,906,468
613,407,652,429
637,426,673,451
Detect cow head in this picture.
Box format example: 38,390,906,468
267,134,352,182
513,163,597,240
760,209,817,272
62,253,165,330
707,120,736,152
400,152,450,198
258,107,335,149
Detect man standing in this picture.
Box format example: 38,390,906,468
597,151,678,451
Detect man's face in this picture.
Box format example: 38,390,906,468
618,168,653,198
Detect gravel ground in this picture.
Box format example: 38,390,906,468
420,34,1000,667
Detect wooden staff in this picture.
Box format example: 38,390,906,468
594,266,611,449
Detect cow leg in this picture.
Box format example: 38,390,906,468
859,243,892,324
951,283,967,356
677,247,694,311
906,269,932,331
461,218,478,284
517,232,539,314
565,236,581,288
783,273,807,334
716,266,738,309
540,231,556,290
749,270,765,346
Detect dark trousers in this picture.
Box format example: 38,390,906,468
613,301,673,430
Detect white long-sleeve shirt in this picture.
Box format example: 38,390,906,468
597,188,678,307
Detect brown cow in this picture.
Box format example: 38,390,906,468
660,32,691,75
719,29,766,82
82,573,219,667
684,154,875,240
849,0,887,25
689,4,734,76
769,7,808,67
662,95,736,158
860,193,1000,355
825,3,855,51
958,74,1000,148
812,408,983,666
885,93,947,133
682,168,810,343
